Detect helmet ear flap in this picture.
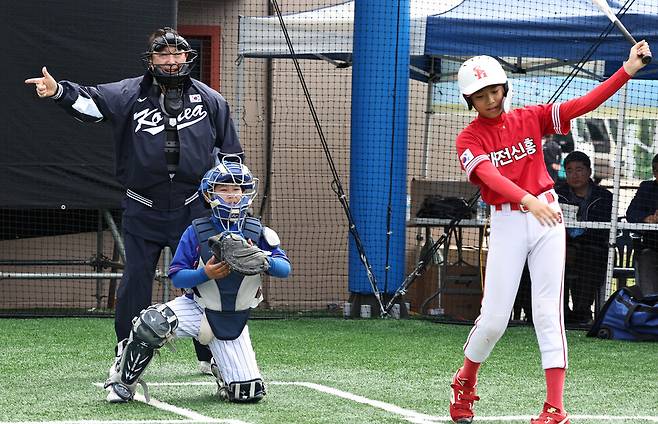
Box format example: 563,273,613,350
503,81,512,112
460,94,473,110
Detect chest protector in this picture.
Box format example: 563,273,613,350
191,217,264,340
164,117,180,174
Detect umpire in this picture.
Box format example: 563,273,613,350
25,27,242,370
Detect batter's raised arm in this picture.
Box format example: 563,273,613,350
24,66,60,98
560,41,651,121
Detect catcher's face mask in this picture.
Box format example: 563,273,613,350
200,159,258,232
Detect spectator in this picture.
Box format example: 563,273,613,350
625,153,658,294
543,135,563,184
556,151,612,324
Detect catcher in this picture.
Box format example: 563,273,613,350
105,158,291,403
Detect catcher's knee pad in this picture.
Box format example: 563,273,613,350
210,359,265,403
104,304,178,401
132,303,179,348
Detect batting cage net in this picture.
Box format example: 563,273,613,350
2,0,658,325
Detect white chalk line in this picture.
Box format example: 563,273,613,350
271,381,658,424
3,381,655,424
91,382,250,424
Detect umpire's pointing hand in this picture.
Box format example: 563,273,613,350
25,66,58,98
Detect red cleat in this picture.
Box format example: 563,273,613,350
449,370,479,424
530,402,570,424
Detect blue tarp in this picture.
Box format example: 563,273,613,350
424,0,658,79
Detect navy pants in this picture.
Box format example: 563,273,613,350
114,231,166,341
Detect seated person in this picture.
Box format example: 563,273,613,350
105,159,291,404
625,153,658,294
543,135,563,184
556,151,612,324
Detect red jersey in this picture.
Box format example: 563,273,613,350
456,103,570,205
456,66,631,206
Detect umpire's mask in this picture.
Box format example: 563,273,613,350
142,27,198,115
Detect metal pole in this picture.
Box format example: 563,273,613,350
0,272,123,279
417,61,436,255
421,60,435,179
236,15,245,140
0,259,98,266
108,244,120,309
162,247,172,303
602,85,627,313
95,209,104,309
103,210,126,263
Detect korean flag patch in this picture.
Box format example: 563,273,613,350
460,148,475,168
189,94,202,103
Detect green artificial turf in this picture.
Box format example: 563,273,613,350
0,317,656,423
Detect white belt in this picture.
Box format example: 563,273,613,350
491,189,557,214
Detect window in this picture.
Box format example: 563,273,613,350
178,25,221,91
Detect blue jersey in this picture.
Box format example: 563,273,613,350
169,219,290,340
169,224,289,279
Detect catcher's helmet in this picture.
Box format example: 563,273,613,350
457,55,510,111
199,158,258,232
142,27,198,88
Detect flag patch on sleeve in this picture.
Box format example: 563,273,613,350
460,149,475,168
189,94,202,103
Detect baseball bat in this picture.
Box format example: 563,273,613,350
592,0,651,64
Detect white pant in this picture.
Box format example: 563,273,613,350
464,195,568,369
166,296,262,384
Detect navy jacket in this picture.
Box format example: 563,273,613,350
626,179,658,249
557,181,613,247
54,72,243,208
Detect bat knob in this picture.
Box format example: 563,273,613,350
641,54,652,65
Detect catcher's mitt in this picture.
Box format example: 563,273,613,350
208,233,271,276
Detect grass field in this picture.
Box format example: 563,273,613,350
1,317,657,423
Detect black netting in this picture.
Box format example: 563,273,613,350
3,0,658,324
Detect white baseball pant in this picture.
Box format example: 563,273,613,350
463,189,568,370
166,295,262,384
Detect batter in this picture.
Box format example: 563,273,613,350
449,41,651,424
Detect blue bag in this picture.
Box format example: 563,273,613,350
587,286,658,342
